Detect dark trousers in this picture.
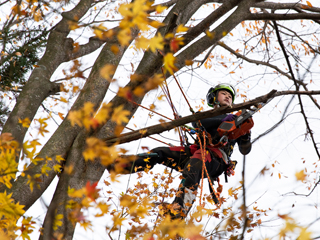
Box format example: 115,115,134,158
130,145,226,193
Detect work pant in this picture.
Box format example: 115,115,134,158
128,145,226,187
113,145,227,217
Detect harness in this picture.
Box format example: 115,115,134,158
189,121,237,205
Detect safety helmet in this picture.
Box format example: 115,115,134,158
206,83,236,107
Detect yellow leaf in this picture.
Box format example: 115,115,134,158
117,87,132,99
157,94,165,101
100,64,116,82
53,164,62,173
33,10,42,22
176,24,188,33
205,30,215,39
306,1,312,7
68,21,79,30
228,187,234,196
110,45,119,54
60,97,68,103
149,33,164,52
155,5,167,14
53,213,63,230
295,170,307,182
68,110,82,127
185,60,193,66
133,86,145,97
41,164,51,176
135,36,150,50
82,137,101,161
149,20,165,29
111,105,130,125
117,28,132,46
139,129,147,135
93,24,108,39
109,171,120,182
298,227,312,240
112,213,124,228
94,102,112,124
0,191,25,220
58,112,64,120
64,165,74,175
68,187,85,198
56,155,65,164
36,117,50,137
163,53,178,74
95,202,110,217
149,104,155,110
83,102,95,115
145,74,164,90
100,145,119,166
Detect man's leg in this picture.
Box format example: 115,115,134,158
107,146,190,174
171,149,226,219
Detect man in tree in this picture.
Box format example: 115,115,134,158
107,83,252,219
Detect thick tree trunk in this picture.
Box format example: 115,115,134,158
8,33,126,212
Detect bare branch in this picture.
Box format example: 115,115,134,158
103,90,320,146
254,2,320,13
217,41,293,80
247,12,320,21
282,176,320,197
272,20,320,159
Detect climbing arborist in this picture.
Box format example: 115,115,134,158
107,83,252,219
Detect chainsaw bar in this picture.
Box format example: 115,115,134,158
218,98,273,140
235,98,272,127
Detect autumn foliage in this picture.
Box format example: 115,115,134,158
1,0,320,240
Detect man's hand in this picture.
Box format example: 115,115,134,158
221,114,237,122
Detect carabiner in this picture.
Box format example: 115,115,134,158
219,135,228,145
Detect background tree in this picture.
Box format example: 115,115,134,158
0,0,320,239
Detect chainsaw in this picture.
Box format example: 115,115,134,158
217,100,272,140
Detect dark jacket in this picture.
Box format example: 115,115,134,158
192,114,252,157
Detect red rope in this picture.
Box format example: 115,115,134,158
128,99,172,121
172,73,194,114
197,131,221,207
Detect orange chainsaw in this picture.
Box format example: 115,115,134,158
217,101,271,140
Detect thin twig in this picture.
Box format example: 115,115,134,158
272,20,320,159
240,155,248,240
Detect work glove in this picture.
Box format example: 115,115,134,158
221,114,237,122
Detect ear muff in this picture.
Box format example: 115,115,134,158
206,88,219,107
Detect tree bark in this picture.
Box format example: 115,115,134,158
8,29,127,212
1,0,96,166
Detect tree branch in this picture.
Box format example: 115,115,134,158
103,90,320,146
254,2,320,13
183,0,242,45
272,20,320,159
247,12,320,21
216,41,293,80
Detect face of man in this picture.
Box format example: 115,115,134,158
217,90,233,107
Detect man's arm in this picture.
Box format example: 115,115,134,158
237,133,252,155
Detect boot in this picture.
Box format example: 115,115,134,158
106,155,136,174
170,187,196,220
